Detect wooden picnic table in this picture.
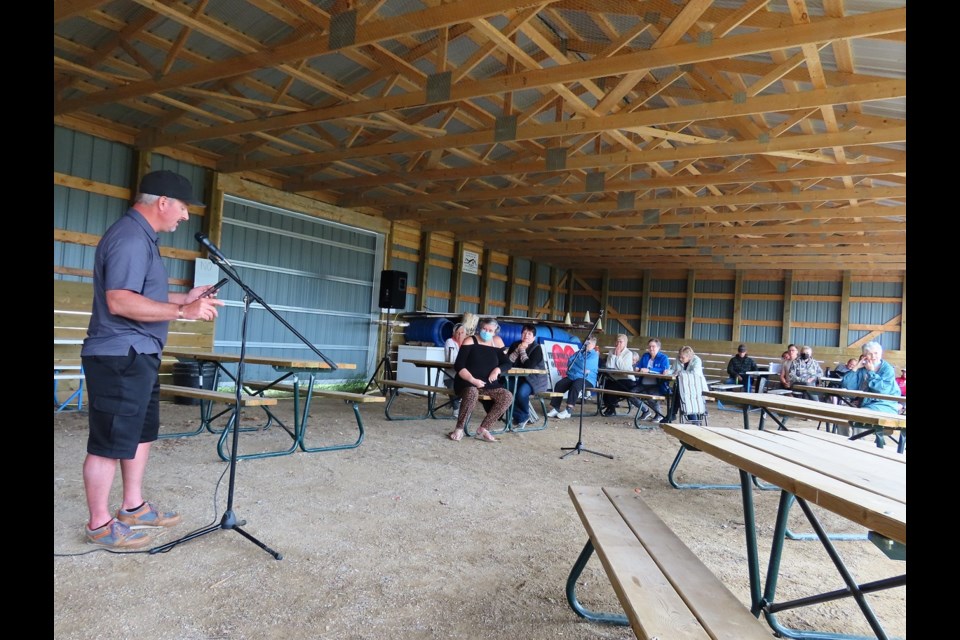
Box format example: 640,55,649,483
162,349,359,460
792,384,905,405
704,390,906,452
661,423,905,639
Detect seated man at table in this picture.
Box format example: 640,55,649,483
785,345,823,400
601,334,637,416
725,343,757,391
634,337,671,420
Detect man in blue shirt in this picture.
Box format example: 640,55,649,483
635,338,671,421
81,170,225,549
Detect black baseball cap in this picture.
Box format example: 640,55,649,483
737,344,747,352
138,170,204,206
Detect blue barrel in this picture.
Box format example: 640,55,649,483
404,318,453,346
535,325,553,343
550,326,581,345
497,322,523,346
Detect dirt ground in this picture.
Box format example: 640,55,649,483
53,396,906,639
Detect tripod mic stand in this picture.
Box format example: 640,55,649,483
561,310,612,460
363,310,400,395
150,240,337,559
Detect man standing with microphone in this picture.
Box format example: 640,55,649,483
81,170,225,548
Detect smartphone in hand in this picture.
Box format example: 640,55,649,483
200,278,228,298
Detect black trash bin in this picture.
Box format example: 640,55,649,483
171,361,217,405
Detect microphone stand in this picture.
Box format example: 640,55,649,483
150,250,337,559
561,311,612,460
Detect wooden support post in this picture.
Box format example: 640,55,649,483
527,260,539,318
782,269,794,345
899,275,906,351
505,255,517,316
839,271,851,349
732,270,744,344
640,269,652,338
417,231,431,313
479,248,493,315
684,270,696,339
451,240,464,314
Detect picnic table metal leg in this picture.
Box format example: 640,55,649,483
668,444,740,490
760,492,903,640
299,400,365,453
565,539,629,626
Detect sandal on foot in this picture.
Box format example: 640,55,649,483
448,428,464,441
476,428,498,442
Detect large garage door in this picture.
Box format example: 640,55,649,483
212,195,383,384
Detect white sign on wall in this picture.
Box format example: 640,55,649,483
194,258,221,287
462,250,478,274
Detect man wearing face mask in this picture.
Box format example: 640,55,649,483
786,345,823,399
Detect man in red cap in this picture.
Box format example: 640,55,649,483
80,170,225,548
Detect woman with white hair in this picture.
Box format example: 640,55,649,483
841,341,901,413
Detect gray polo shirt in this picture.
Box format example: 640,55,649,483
81,209,170,356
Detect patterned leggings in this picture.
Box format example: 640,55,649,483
456,386,513,432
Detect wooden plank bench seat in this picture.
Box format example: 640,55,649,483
376,379,456,420
243,381,385,404
586,387,666,429
709,383,743,391
566,485,771,640
159,384,277,407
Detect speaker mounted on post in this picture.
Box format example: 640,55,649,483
378,270,407,310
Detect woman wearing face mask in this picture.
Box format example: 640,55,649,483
787,346,823,399
448,318,514,442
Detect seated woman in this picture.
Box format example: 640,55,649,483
661,346,708,423
448,317,514,442
504,323,549,429
443,323,468,417
601,333,637,416
547,337,599,419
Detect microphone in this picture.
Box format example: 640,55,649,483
195,233,232,267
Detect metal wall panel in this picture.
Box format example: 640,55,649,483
511,258,530,310
743,279,784,295
217,195,383,383
54,127,134,281
741,298,784,344
852,280,903,297
427,263,451,313
391,256,418,311
695,278,734,294
693,297,733,341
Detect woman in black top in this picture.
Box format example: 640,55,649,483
449,317,513,442
504,323,549,429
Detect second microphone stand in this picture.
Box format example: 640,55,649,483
561,311,612,460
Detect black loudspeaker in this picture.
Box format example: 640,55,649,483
378,270,407,309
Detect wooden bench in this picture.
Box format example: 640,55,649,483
159,384,278,407
586,387,666,429
377,379,457,420
566,485,771,640
242,381,386,453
